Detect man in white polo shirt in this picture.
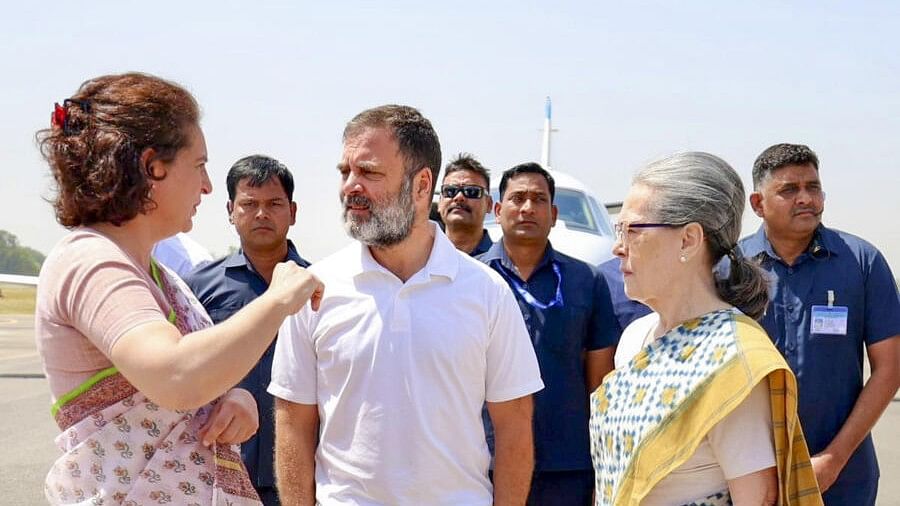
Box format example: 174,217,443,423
269,104,544,506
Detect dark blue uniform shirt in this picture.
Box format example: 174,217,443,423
597,257,652,334
185,241,309,490
469,229,494,257
739,225,900,504
479,240,619,471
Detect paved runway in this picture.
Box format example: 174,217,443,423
1,315,898,504
0,315,60,505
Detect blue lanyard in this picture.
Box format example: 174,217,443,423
496,260,564,310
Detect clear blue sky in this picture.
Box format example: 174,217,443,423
2,1,898,270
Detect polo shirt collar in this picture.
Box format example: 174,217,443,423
222,240,305,269
811,226,840,258
470,229,494,257
351,221,460,282
741,226,777,261
743,225,836,264
483,239,555,280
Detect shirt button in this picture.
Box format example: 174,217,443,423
786,305,794,312
787,267,794,275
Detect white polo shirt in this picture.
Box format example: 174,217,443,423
152,232,213,278
269,225,544,506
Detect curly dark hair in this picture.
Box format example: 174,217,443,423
36,72,200,227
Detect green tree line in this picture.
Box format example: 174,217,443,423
0,230,45,275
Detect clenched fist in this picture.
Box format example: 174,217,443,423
267,262,324,314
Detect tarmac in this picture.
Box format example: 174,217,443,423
0,314,897,505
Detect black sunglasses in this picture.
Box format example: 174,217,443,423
441,184,486,199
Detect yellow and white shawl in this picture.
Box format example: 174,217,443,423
590,309,822,505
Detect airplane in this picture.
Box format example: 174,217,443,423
0,273,38,286
483,97,617,266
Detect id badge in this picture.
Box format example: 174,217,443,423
810,305,848,335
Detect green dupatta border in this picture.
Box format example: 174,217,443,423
50,258,177,417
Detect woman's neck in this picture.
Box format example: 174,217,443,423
92,218,167,272
646,269,730,339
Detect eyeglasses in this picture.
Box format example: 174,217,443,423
440,184,486,199
614,222,687,242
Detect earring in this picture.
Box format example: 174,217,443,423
679,254,687,263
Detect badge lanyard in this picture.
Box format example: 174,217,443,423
810,289,848,336
496,260,564,310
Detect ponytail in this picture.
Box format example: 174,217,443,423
715,253,770,319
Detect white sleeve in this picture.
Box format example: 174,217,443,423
707,380,776,480
152,239,191,277
484,282,544,403
268,308,318,405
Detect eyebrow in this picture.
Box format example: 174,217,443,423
777,179,819,187
336,160,379,171
196,155,208,163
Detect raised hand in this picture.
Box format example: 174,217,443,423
267,262,325,314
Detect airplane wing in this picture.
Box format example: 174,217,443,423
0,273,39,286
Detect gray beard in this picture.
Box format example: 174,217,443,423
342,177,415,248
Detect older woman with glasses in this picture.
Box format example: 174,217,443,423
589,152,822,505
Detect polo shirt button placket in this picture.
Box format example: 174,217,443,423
392,288,412,332
784,316,796,356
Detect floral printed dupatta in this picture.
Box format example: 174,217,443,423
590,310,821,506
44,260,261,505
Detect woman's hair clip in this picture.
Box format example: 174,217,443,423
726,246,741,263
50,99,92,135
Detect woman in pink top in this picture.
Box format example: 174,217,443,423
34,73,323,505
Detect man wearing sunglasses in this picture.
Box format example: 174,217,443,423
480,162,618,505
437,153,494,256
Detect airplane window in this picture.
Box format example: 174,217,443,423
555,189,598,234
587,196,615,237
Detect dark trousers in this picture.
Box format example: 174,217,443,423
527,469,594,506
257,486,280,506
822,478,877,506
